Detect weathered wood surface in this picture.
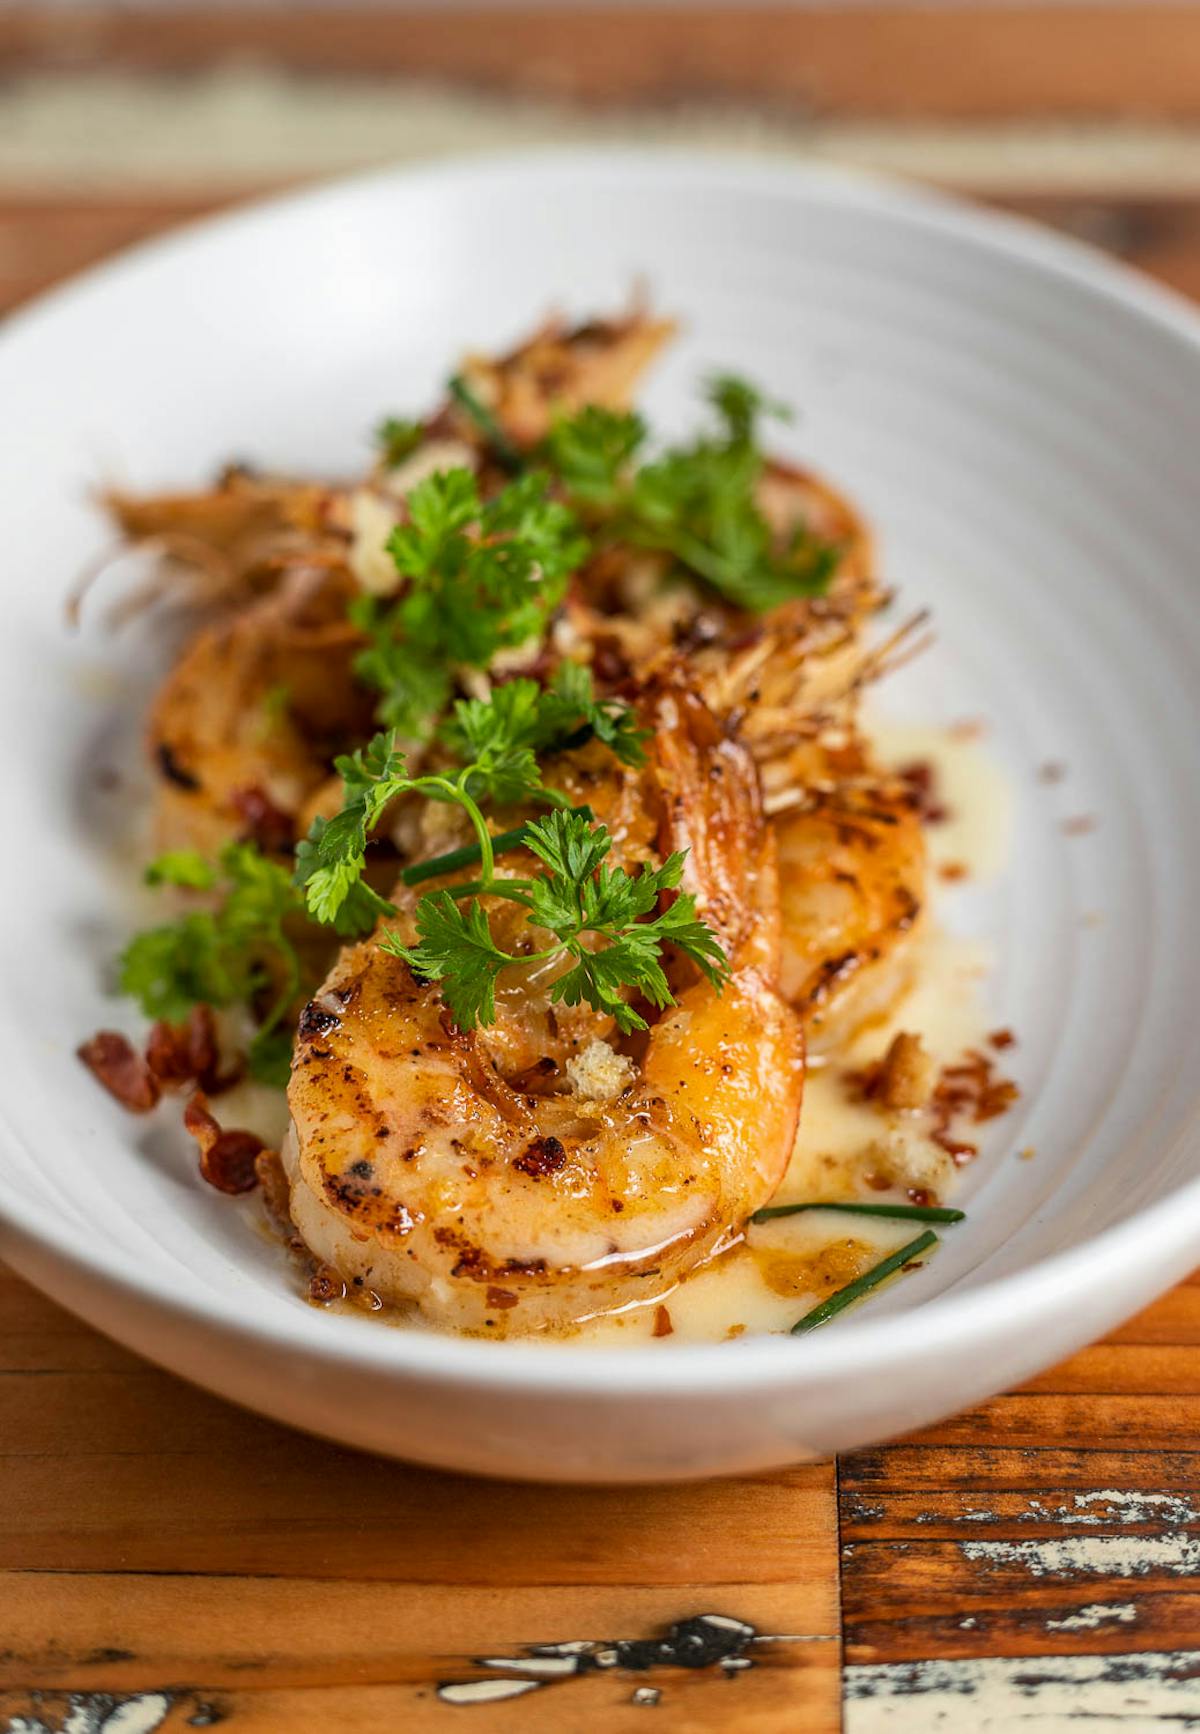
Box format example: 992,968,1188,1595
0,1268,841,1732
840,1273,1200,1727
3,5,1200,119
4,15,1200,1722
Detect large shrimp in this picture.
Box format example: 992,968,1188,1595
147,562,374,857
773,752,927,1054
446,305,677,452
283,682,805,1335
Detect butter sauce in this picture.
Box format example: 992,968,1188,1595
571,718,1009,1344
306,718,1010,1343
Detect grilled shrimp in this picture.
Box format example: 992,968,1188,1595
148,563,374,856
563,456,884,768
774,751,926,1053
283,683,804,1335
448,306,677,452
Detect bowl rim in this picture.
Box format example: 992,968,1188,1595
3,143,1199,1397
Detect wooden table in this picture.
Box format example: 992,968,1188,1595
2,8,1199,1728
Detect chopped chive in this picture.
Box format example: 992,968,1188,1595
400,805,594,887
753,1201,965,1226
790,1229,938,1336
448,374,523,473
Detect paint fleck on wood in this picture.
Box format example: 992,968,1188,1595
845,1650,1200,1730
436,1613,767,1707
1,1694,176,1734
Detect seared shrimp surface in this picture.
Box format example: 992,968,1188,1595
284,685,805,1335
148,564,374,856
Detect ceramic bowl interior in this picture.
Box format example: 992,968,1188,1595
1,152,1198,1479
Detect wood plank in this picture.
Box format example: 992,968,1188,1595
0,1666,836,1734
0,1271,841,1729
2,6,1199,120
0,1575,830,1689
841,1251,1200,1704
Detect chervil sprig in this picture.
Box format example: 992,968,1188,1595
543,376,840,613
349,467,587,737
119,842,306,1086
375,415,424,468
539,405,646,507
296,665,645,936
380,808,730,1033
442,662,648,787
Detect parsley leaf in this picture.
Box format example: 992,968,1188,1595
544,375,840,613
705,372,791,446
379,892,515,1030
441,662,647,802
120,842,306,1084
539,406,646,506
143,850,218,891
292,732,412,931
519,810,731,1034
351,468,587,737
376,416,424,467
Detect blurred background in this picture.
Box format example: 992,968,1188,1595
1,0,1198,317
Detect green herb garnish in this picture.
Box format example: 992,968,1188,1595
441,663,648,780
542,376,840,612
448,373,524,473
349,468,587,736
753,1201,965,1225
120,843,306,1087
400,807,593,889
297,665,643,933
376,416,424,468
381,807,729,1033
540,405,646,507
790,1229,939,1335
298,723,729,1032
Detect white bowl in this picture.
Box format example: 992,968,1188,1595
2,150,1199,1482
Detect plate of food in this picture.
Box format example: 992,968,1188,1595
1,150,1198,1481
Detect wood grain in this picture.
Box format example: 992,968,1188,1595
4,129,1200,1727
3,6,1200,119
840,1280,1200,1694
0,1263,840,1730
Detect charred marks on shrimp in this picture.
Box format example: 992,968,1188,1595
155,740,201,791
297,983,359,1043
513,1135,568,1179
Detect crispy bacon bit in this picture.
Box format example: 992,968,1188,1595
485,1285,520,1310
988,1028,1016,1051
231,783,295,853
182,1089,264,1195
868,1032,935,1112
513,1135,567,1178
309,1263,347,1305
77,1031,160,1113
144,1005,238,1094
929,1048,1020,1164
898,759,949,825
907,1187,934,1207
652,1304,674,1338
